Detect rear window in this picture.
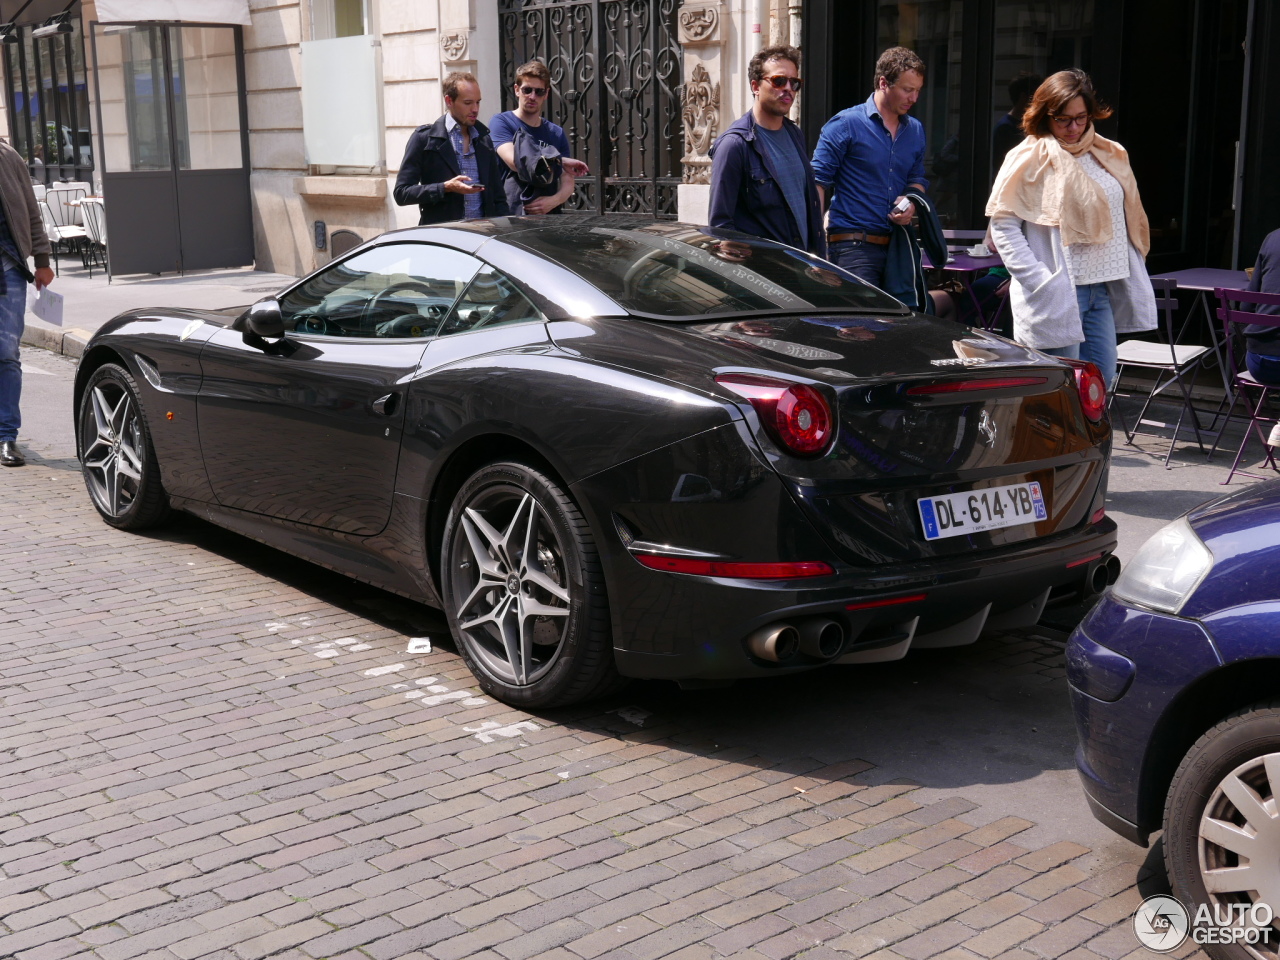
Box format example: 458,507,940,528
503,222,905,319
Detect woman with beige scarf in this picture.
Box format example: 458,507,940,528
986,69,1156,388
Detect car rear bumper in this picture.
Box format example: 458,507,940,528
603,519,1117,680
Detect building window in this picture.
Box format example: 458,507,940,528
3,18,94,184
312,0,368,40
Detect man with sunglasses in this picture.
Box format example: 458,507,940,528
812,46,929,285
489,60,589,215
708,45,824,255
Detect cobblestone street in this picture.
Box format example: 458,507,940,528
1,350,1203,960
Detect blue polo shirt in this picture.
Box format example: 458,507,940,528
811,94,929,235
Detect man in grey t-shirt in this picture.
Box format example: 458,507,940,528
708,45,824,255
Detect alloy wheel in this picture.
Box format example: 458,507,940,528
81,380,145,519
1198,751,1280,957
450,484,572,686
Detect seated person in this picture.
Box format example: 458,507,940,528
1245,227,1280,386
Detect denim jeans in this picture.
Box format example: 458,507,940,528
0,260,26,443
828,240,888,286
1075,282,1118,389
1247,351,1280,387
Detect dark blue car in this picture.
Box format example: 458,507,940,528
1069,478,1280,953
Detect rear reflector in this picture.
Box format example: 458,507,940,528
634,554,834,579
1091,507,1106,524
1067,553,1104,569
845,593,928,611
906,377,1047,396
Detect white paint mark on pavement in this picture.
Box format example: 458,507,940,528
421,690,476,707
465,720,540,743
363,664,405,677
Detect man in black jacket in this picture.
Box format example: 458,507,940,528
393,72,510,225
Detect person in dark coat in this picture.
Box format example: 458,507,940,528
393,71,510,225
1244,228,1280,385
708,45,825,256
0,139,52,468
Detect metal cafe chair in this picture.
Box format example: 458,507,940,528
1110,277,1212,466
42,188,89,271
38,200,71,276
80,198,108,280
1208,287,1280,484
46,184,86,228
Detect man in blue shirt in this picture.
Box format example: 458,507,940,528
489,60,589,215
707,45,824,255
812,47,929,285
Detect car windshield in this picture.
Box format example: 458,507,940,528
502,220,906,319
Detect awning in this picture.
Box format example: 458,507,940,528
94,0,250,24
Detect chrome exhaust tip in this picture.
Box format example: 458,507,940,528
746,623,800,662
1104,554,1121,584
798,618,845,659
1088,557,1118,595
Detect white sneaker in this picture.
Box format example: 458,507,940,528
1267,423,1280,448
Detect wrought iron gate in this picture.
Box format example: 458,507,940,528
498,0,682,217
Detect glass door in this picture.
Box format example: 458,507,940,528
90,22,251,275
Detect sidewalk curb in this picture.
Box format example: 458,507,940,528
22,324,92,360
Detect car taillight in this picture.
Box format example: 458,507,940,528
1064,360,1107,421
633,554,834,579
715,373,834,457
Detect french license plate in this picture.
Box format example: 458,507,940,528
918,481,1048,541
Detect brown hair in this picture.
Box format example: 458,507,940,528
749,44,801,85
874,46,925,88
513,59,550,88
1022,69,1113,137
443,71,478,101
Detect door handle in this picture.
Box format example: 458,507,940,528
372,392,398,416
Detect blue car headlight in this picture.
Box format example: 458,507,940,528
1111,517,1213,614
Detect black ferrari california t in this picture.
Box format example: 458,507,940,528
75,216,1117,707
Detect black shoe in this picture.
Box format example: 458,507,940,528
0,441,24,467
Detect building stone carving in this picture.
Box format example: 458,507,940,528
678,4,719,44
680,62,719,184
441,32,469,62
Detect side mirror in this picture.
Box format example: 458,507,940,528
244,298,284,339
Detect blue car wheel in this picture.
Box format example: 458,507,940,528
1164,702,1280,960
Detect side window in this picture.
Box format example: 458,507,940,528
278,243,481,339
438,266,545,337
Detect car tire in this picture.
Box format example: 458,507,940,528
78,363,171,531
440,460,622,708
1164,702,1280,960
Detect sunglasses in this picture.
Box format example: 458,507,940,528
762,75,803,92
1051,114,1089,128
518,85,549,97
